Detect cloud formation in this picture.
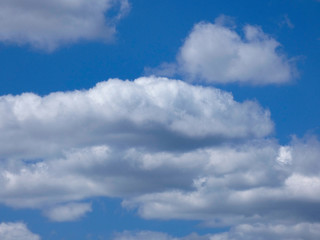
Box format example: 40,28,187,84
147,18,295,85
114,223,320,240
0,222,40,240
0,76,319,239
0,0,129,51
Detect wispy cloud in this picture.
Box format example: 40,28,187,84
279,15,295,29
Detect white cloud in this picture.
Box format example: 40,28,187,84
0,222,40,240
178,22,294,84
0,0,130,51
0,76,272,160
44,202,92,222
147,18,295,85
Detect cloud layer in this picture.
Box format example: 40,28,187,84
0,0,129,51
147,18,295,85
123,136,320,226
114,223,320,240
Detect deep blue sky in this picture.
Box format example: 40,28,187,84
0,1,319,240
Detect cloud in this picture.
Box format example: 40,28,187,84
0,76,272,160
0,77,319,232
114,223,320,240
0,222,40,240
44,202,92,222
0,0,130,51
147,18,295,85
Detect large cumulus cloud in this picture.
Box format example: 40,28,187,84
0,76,272,160
0,77,319,240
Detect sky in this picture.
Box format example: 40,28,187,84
0,0,319,239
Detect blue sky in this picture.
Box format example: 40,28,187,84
0,0,319,239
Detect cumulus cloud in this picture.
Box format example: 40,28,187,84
147,18,295,85
44,202,92,222
0,0,130,51
0,76,272,160
0,222,40,240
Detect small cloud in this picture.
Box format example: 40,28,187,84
178,21,295,85
44,202,92,222
148,16,297,85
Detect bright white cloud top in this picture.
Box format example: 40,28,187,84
0,0,129,51
0,76,272,160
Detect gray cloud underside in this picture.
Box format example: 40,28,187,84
123,136,320,225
